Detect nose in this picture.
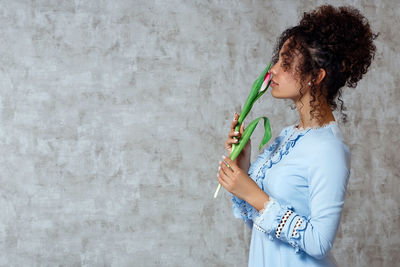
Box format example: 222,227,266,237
270,63,278,76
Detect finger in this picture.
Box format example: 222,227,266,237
228,129,240,138
229,135,239,144
230,113,239,130
218,165,230,186
219,165,232,184
225,136,238,150
218,172,229,189
221,157,235,173
240,123,244,134
222,156,237,172
220,160,233,175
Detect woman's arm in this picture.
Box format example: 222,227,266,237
230,129,287,229
250,141,351,259
231,159,262,229
245,187,270,212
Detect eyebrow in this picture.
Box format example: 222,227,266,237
280,51,289,57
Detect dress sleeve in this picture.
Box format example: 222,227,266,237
231,127,290,230
252,141,351,259
231,160,259,230
231,154,265,230
231,194,254,229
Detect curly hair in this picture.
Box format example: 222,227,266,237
271,5,379,124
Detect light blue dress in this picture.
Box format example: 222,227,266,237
231,121,351,267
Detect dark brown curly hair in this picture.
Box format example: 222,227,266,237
271,5,379,124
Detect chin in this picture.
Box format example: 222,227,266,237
271,88,296,100
271,89,284,99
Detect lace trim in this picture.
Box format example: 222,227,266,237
254,223,266,233
231,194,259,222
248,135,283,177
254,128,309,181
293,120,337,132
288,216,308,254
257,197,274,218
292,217,303,237
275,210,293,238
253,198,294,241
250,122,337,185
289,216,307,240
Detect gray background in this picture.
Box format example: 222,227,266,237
0,0,398,266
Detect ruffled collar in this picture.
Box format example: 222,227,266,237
252,126,310,190
253,120,339,190
262,128,309,167
292,120,338,132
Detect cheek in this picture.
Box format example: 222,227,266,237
285,74,300,90
280,75,296,88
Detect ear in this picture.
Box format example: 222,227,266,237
315,68,326,85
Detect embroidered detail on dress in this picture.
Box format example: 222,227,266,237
250,135,283,180
287,216,307,254
232,124,321,227
254,223,266,233
251,122,338,188
292,217,303,237
275,210,293,239
254,128,310,180
253,198,292,238
288,216,307,240
231,193,261,223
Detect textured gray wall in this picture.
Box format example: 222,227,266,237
0,0,398,266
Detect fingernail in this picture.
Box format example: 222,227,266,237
222,155,226,159
234,131,239,134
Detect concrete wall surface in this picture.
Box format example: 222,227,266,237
0,0,398,266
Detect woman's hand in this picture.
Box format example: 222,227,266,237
217,155,259,201
224,112,251,171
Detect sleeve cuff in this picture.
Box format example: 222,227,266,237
231,193,259,224
253,197,295,240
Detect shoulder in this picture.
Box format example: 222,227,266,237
300,125,351,168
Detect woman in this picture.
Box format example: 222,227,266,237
217,5,378,267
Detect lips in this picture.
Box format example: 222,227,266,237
271,79,279,86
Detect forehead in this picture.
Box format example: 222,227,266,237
280,37,302,60
280,38,294,55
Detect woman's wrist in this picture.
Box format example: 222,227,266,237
245,184,270,212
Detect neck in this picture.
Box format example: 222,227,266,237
293,92,335,129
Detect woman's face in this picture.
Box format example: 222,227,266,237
269,39,308,102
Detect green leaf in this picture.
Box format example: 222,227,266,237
215,62,272,198
230,116,272,160
232,62,273,148
258,116,272,151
